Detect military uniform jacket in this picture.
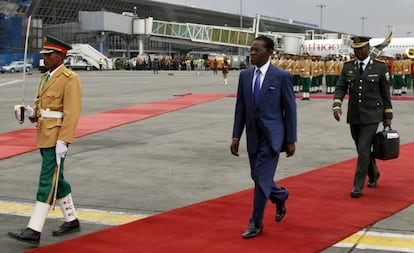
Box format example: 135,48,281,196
31,66,82,148
333,58,393,124
403,59,411,75
325,60,336,75
392,60,403,75
298,59,312,78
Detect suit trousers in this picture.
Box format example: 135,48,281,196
38,147,72,204
350,123,379,189
248,138,287,226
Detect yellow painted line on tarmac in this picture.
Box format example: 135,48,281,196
335,231,414,252
0,200,148,225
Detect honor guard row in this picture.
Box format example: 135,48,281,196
272,46,414,99
271,52,346,100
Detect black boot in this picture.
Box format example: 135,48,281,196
8,228,41,245
52,219,81,236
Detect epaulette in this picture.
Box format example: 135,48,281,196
62,68,72,77
344,59,356,64
374,58,386,64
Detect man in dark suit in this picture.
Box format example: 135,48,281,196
230,36,297,239
332,36,393,198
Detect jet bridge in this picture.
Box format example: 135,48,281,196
79,11,284,53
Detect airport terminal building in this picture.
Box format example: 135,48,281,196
0,0,343,66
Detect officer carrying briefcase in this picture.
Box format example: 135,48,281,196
372,126,400,160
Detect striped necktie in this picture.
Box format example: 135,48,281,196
41,74,50,90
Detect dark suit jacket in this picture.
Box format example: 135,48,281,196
333,58,393,124
232,64,297,154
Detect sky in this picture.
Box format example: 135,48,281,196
156,0,413,38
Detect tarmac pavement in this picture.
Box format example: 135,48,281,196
0,69,413,252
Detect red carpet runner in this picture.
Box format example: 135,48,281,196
26,142,414,253
0,93,228,160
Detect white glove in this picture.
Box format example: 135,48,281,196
55,140,68,162
14,105,35,119
25,105,35,118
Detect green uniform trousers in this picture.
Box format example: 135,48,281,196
301,77,311,92
350,123,380,189
38,147,72,204
393,75,403,89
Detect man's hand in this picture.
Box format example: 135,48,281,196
383,118,392,127
14,105,35,119
230,139,240,156
55,140,68,163
24,105,35,118
285,142,296,157
333,108,342,121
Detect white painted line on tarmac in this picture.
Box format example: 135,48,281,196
0,79,22,87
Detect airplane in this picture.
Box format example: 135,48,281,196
297,32,414,59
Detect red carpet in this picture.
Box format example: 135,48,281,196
225,93,414,101
299,94,414,100
26,142,414,253
0,93,228,160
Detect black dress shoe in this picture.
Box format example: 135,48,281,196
8,228,40,245
350,187,362,198
52,219,81,236
276,192,289,222
368,173,380,188
241,223,263,239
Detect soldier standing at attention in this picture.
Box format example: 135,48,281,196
402,54,411,94
292,55,301,93
325,55,336,94
332,36,393,198
9,36,82,245
311,55,320,93
335,55,344,86
317,55,324,93
299,52,312,100
392,53,404,95
285,54,294,76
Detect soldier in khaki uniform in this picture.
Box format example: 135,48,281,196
9,36,82,245
325,55,337,94
298,52,313,100
310,55,319,93
333,36,392,198
277,54,288,70
317,55,325,93
402,54,411,93
285,54,294,76
292,55,301,93
392,53,404,95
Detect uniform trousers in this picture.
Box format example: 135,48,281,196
247,138,287,227
404,74,412,89
326,75,335,88
301,77,311,92
350,123,379,189
38,147,72,204
393,75,403,89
